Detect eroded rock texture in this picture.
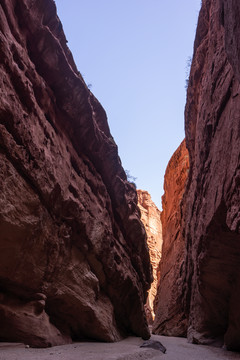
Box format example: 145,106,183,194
0,0,152,347
137,190,162,324
152,140,189,336
183,0,240,351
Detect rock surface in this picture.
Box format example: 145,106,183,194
153,0,240,352
183,0,240,351
152,140,189,337
137,190,162,324
0,0,152,347
140,339,167,353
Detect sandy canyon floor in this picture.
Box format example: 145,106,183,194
0,334,239,360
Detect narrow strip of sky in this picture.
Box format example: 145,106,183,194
55,1,201,209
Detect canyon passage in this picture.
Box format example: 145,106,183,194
0,0,240,357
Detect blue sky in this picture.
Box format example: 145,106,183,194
54,1,201,209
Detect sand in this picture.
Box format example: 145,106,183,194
0,334,239,360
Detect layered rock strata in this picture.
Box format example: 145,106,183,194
137,190,162,324
0,0,152,347
152,140,189,336
154,0,240,352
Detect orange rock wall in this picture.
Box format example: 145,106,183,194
152,140,189,336
137,190,162,324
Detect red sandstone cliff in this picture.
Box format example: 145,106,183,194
152,140,189,336
183,0,240,350
137,190,162,324
0,0,152,347
154,0,240,352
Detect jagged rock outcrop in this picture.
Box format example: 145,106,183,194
152,140,189,336
153,0,240,352
137,190,162,324
0,0,152,347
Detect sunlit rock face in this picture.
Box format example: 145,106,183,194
178,0,240,351
137,190,162,324
0,0,152,347
152,140,189,337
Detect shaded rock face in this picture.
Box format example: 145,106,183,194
152,140,189,337
183,0,240,351
137,190,162,324
0,0,152,347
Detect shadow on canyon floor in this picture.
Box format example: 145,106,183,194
0,334,239,360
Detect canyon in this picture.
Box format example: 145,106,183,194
0,0,240,354
0,0,152,347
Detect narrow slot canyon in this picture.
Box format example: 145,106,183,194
0,0,240,359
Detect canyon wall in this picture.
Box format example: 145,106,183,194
137,190,162,324
183,0,240,350
0,0,152,347
152,140,189,336
154,0,240,352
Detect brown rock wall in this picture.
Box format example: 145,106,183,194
183,0,240,351
152,140,189,336
0,0,152,347
153,2,240,351
137,190,162,324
